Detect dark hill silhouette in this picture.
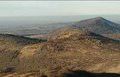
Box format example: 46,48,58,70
63,70,120,77
0,34,46,45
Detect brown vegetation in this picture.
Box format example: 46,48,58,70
0,17,120,77
0,27,119,77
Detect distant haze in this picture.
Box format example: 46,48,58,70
0,15,120,35
0,1,120,35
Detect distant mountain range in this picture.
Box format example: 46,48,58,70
72,17,120,34
1,17,120,37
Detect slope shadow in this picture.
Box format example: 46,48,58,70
63,70,120,77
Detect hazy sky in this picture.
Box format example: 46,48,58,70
0,1,120,16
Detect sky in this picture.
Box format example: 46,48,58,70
0,1,120,16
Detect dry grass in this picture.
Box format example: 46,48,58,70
0,29,120,77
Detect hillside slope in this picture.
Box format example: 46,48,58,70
0,34,46,74
0,17,120,77
13,27,120,77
